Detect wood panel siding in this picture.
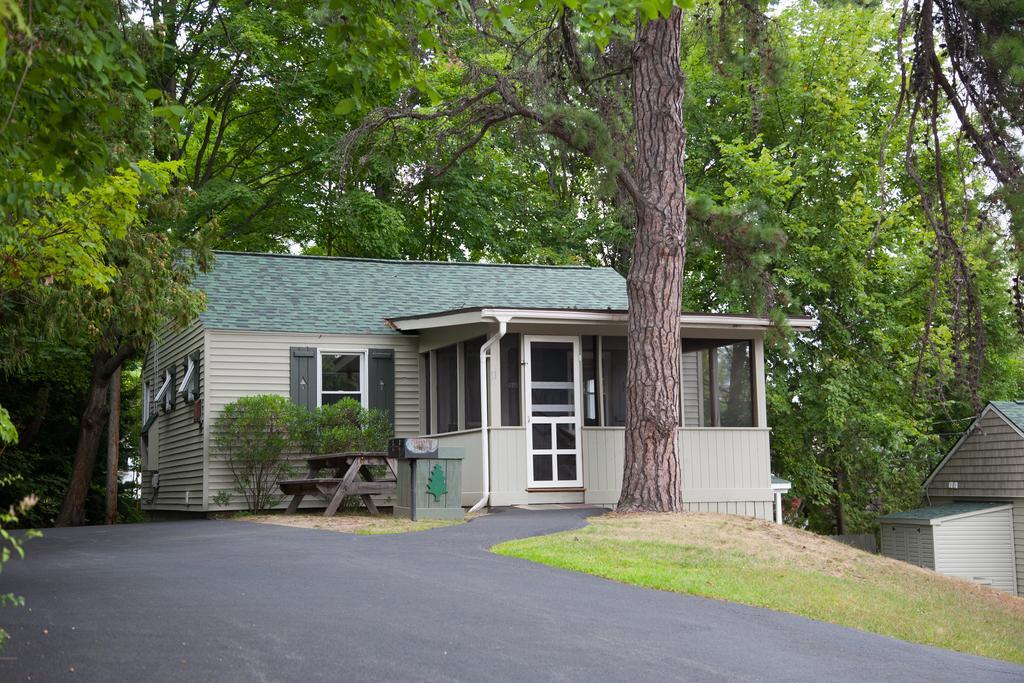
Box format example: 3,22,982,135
933,508,1017,593
141,320,205,511
880,524,936,569
488,427,528,507
926,411,1024,498
583,428,624,505
203,329,420,512
487,426,773,516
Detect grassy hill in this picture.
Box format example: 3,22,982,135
492,512,1024,664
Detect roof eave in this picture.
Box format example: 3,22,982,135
387,307,818,333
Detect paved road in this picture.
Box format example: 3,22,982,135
1,508,1021,682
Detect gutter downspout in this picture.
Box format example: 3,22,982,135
470,317,509,513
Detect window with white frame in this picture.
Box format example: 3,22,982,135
318,351,366,407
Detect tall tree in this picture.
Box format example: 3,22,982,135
7,162,208,527
334,0,699,510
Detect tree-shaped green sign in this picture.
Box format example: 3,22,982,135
426,463,447,501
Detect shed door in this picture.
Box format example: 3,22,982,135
524,336,582,488
935,508,1018,594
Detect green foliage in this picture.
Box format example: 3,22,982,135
288,399,392,455
215,395,393,513
0,407,14,444
214,395,297,514
0,0,147,220
0,482,39,649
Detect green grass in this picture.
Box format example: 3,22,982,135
493,513,1024,664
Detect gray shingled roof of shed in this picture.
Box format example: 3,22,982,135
195,251,629,334
879,501,1008,523
991,401,1024,434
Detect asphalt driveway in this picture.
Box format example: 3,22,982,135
1,508,1021,682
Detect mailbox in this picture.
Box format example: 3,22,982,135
391,438,463,522
388,437,439,460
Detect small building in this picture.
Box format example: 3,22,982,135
880,401,1024,595
879,502,1017,593
140,251,812,520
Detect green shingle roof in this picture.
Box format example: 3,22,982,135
196,251,629,334
880,502,1008,523
991,401,1024,433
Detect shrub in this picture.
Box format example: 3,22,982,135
214,395,298,513
317,399,391,454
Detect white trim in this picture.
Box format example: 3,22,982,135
524,335,583,489
388,307,818,333
316,349,369,409
142,381,151,425
470,318,508,513
883,503,1014,526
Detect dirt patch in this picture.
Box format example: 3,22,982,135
228,511,472,535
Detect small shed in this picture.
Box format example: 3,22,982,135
880,502,1018,594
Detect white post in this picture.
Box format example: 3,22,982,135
774,491,783,525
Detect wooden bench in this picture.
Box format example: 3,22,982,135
280,452,398,516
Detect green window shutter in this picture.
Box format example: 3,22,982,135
368,348,395,427
290,347,317,411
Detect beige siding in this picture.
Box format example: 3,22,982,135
926,411,1024,498
583,428,624,505
204,329,421,512
427,430,483,507
933,508,1017,593
682,501,773,519
880,523,935,569
1014,502,1024,596
141,320,205,512
488,427,528,507
486,426,773,516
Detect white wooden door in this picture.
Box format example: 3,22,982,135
524,336,582,488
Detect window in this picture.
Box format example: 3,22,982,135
463,337,485,429
435,345,459,433
682,340,754,427
422,352,432,434
500,334,521,426
582,336,599,426
601,336,628,427
319,351,365,406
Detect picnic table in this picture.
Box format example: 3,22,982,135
279,452,398,516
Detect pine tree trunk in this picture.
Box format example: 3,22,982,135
617,9,687,512
56,343,134,527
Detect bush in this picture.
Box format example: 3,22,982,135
214,395,298,513
317,399,391,454
213,396,393,513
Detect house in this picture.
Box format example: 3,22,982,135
140,251,813,521
880,401,1024,595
